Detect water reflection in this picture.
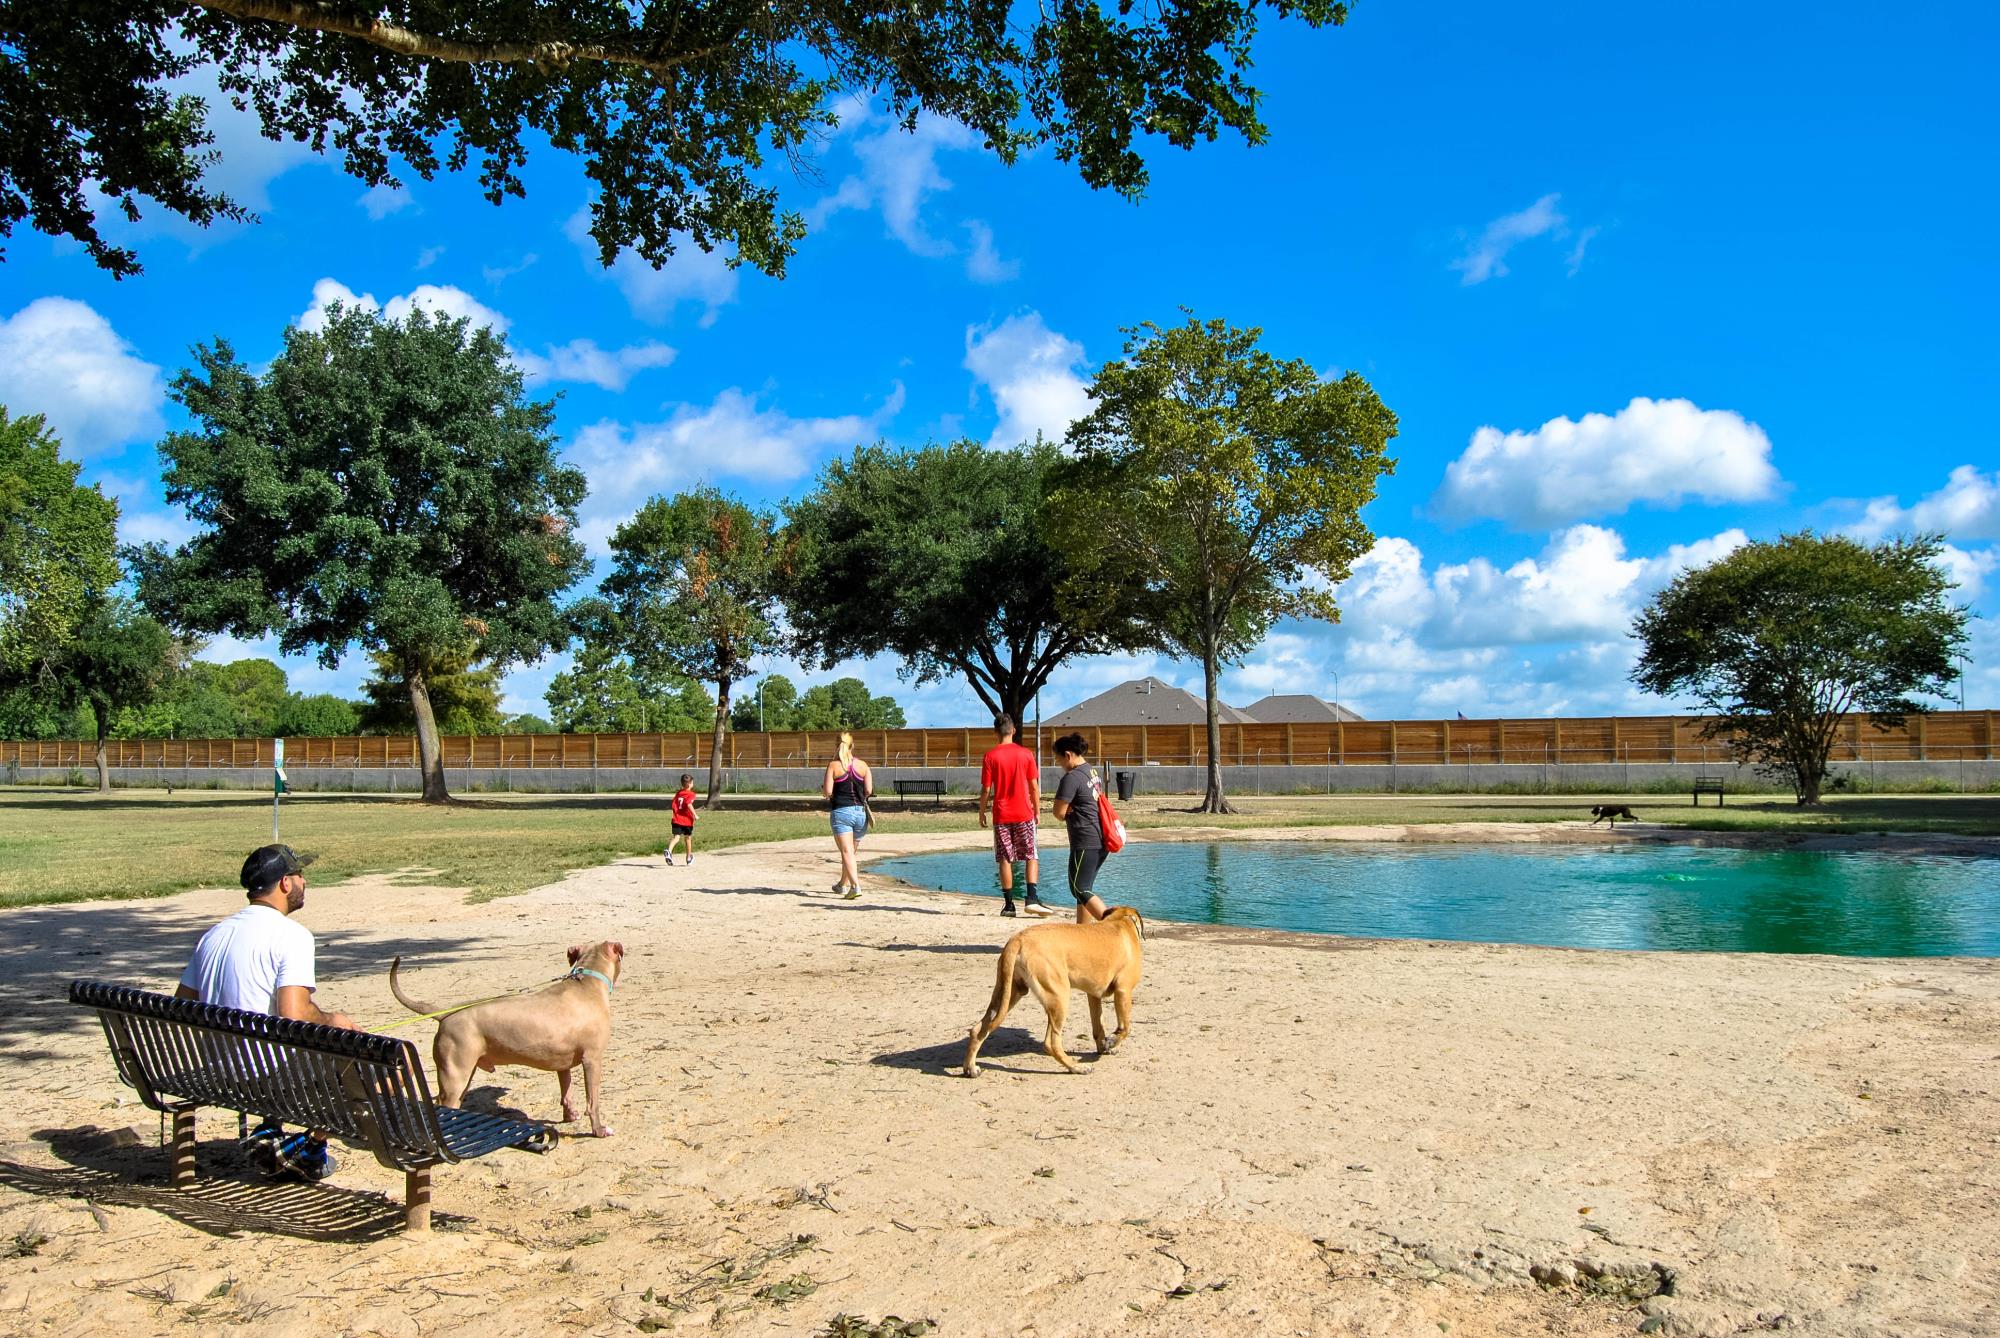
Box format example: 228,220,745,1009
871,843,1999,958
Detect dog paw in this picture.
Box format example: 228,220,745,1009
962,1065,980,1078
592,1126,615,1138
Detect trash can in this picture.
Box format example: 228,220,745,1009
1115,771,1136,801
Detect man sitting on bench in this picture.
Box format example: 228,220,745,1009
174,843,358,1182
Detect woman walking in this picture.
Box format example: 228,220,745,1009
822,731,874,899
1050,732,1112,922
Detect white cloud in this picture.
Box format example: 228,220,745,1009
963,313,1094,448
296,278,510,335
964,220,1018,283
515,339,676,392
0,298,165,457
1451,193,1567,284
482,254,539,287
1848,466,2000,542
567,383,905,552
1565,225,1601,277
1319,525,1748,717
166,62,319,218
1936,543,1997,603
566,207,738,326
358,184,411,220
1432,396,1780,528
415,245,446,271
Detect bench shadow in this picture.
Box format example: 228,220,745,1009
838,941,997,955
2,1125,444,1242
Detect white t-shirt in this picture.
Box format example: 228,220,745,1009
178,904,317,1015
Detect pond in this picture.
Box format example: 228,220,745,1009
869,841,2000,957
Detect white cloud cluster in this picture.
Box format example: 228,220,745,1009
568,383,906,551
297,278,509,335
963,313,1094,448
565,207,739,326
0,298,164,457
357,184,411,220
1318,525,1749,717
297,279,672,391
1451,193,1569,284
1432,396,1780,528
810,102,1015,283
1849,465,2000,543
515,339,675,392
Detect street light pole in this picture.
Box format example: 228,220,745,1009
1331,670,1340,719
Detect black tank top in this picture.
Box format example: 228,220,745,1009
829,763,867,809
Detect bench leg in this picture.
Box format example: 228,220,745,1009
404,1167,432,1232
169,1110,197,1188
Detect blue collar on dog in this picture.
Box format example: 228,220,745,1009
568,967,615,992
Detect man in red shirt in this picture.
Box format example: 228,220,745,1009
979,713,1052,918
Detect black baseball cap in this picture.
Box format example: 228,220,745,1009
240,843,316,894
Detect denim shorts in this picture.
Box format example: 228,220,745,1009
829,805,869,838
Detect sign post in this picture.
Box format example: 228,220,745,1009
272,738,288,840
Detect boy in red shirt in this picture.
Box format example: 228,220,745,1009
667,773,698,866
979,714,1052,917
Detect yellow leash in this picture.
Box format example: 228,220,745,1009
373,973,572,1030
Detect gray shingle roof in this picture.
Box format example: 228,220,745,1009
1042,676,1259,727
1238,693,1366,723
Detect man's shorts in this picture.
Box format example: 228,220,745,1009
992,820,1037,863
1066,845,1106,900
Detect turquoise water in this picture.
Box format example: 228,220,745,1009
870,842,2000,957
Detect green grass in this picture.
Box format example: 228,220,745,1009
2,787,1995,910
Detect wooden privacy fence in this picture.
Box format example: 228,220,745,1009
3,711,1995,770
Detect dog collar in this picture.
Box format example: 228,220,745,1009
568,967,615,992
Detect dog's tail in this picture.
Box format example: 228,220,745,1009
389,956,443,1016
973,936,1027,1034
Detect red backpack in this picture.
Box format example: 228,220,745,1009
1092,769,1126,853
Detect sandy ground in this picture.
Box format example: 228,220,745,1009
2,822,1997,1338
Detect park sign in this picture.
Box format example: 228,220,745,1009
274,738,289,795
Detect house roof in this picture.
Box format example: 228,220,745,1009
1238,693,1366,723
1043,676,1258,727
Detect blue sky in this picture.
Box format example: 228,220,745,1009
3,0,1994,726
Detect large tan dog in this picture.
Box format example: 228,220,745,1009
390,941,625,1137
963,907,1144,1077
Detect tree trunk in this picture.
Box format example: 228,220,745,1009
707,676,730,804
1199,649,1233,814
405,660,451,803
94,716,110,793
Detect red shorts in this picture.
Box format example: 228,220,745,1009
992,820,1037,863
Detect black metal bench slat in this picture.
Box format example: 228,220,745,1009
69,980,553,1230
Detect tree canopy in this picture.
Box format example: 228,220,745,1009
796,676,906,731
30,598,181,789
0,407,120,678
599,488,783,800
1062,314,1397,812
780,439,1149,726
357,649,506,736
134,302,589,800
4,0,1351,278
545,636,714,734
1632,531,1968,804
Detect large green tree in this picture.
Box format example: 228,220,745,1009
0,408,120,678
274,691,363,738
600,489,783,801
730,673,801,732
795,676,906,731
1062,315,1397,812
357,649,506,736
780,439,1149,727
545,636,713,734
1632,532,1968,805
3,0,1352,278
134,303,590,801
34,599,181,790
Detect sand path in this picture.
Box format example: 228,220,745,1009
1,823,1995,1337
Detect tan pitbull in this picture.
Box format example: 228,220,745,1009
390,941,624,1137
963,906,1144,1077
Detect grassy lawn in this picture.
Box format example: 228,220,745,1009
1,787,1995,909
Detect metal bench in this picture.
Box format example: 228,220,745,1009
68,981,555,1232
1692,775,1727,806
894,777,946,810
